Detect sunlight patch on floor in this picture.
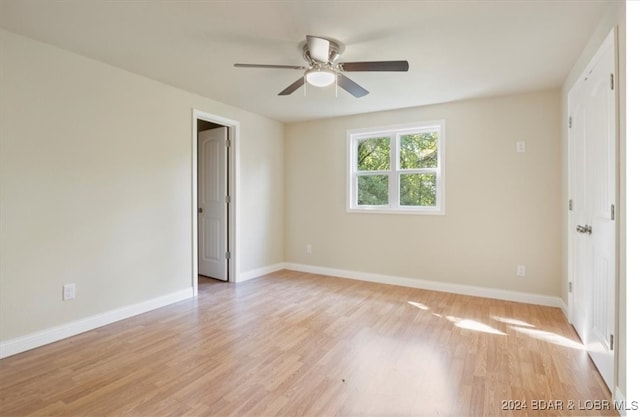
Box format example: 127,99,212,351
407,301,430,310
446,315,506,335
510,326,585,350
405,301,583,349
491,316,535,327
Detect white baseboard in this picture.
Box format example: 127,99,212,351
559,299,569,319
237,262,285,282
283,263,565,309
0,287,193,359
1,265,566,359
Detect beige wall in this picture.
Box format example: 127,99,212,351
285,90,561,297
0,29,284,341
560,0,626,402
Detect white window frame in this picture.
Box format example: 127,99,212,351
347,120,445,215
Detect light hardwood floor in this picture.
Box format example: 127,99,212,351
0,270,615,416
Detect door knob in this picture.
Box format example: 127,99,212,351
576,224,592,234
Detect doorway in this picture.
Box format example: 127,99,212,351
567,29,617,391
192,110,238,293
198,123,228,281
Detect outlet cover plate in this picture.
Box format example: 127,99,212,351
63,283,75,300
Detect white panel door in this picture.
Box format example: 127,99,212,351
568,30,616,390
584,33,616,389
198,127,228,281
569,82,590,343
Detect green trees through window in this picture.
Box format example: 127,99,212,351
399,133,438,207
350,123,444,213
357,137,390,205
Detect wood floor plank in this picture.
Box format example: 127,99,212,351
0,271,616,416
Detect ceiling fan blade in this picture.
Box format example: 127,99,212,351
234,63,306,70
341,60,409,72
306,35,330,63
337,74,369,98
278,77,305,96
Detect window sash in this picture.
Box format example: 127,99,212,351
354,169,440,208
348,122,444,214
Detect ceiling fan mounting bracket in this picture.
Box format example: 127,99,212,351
302,39,344,64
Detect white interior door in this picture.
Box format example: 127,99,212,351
198,127,228,281
569,83,590,343
568,30,616,390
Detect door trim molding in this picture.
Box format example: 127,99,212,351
192,109,239,294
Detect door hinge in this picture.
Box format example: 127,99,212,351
225,195,231,204
569,116,572,128
611,204,615,221
610,334,614,350
569,281,573,293
569,199,573,211
610,73,614,90
225,251,231,260
225,139,231,148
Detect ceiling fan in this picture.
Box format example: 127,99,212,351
234,35,409,98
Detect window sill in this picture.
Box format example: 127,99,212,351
347,207,445,216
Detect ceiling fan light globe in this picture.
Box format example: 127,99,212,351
305,70,336,87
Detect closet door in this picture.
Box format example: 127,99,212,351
568,29,616,391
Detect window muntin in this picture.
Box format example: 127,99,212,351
348,122,445,214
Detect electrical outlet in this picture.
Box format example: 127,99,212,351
306,244,312,254
63,283,75,300
516,141,526,153
516,265,526,277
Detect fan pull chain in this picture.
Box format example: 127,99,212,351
335,76,338,97
304,77,307,97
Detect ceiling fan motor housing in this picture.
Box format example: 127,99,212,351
303,39,343,65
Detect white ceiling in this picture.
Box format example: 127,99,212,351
0,1,611,123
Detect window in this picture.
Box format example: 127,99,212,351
347,121,445,214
